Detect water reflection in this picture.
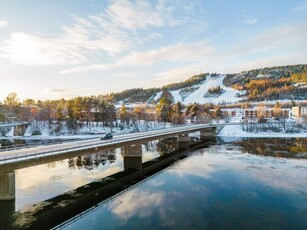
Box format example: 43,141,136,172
1,138,306,230
61,139,307,230
236,138,307,158
68,149,117,170
11,140,167,212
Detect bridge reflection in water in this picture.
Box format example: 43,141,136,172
0,127,217,199
0,132,216,230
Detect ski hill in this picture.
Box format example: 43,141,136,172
151,74,244,105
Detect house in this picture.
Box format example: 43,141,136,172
292,106,307,117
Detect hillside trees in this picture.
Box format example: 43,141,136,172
170,101,184,124
156,97,172,123
4,92,20,108
186,103,199,122
291,70,307,84
134,106,145,123
119,104,129,126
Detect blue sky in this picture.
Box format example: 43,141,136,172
0,0,306,101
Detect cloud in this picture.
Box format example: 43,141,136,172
61,40,215,74
103,0,164,30
0,1,176,66
291,1,307,12
0,20,9,29
42,87,98,99
61,20,307,82
0,32,86,65
146,64,202,86
224,21,307,58
237,51,307,71
243,17,258,25
109,189,164,219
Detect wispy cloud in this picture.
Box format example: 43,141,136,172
142,64,202,87
243,17,258,25
291,1,307,12
42,88,97,99
0,20,9,29
231,21,307,56
99,0,166,30
0,0,176,66
60,40,215,74
0,32,86,65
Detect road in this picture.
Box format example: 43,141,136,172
0,124,216,166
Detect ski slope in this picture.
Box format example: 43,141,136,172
148,74,244,105
182,74,243,104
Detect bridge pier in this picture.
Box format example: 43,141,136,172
14,124,29,136
178,133,189,150
200,127,216,141
123,144,142,170
0,172,15,200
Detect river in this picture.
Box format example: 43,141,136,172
0,137,306,229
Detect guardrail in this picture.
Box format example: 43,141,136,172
0,124,214,165
0,122,30,128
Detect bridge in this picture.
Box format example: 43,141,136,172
0,107,30,136
0,122,30,128
0,123,218,201
0,122,30,136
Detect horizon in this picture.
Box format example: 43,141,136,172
1,0,307,101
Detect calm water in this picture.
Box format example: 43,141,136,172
13,141,160,211
60,138,307,230
0,138,306,229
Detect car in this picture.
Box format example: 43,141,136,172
100,133,113,140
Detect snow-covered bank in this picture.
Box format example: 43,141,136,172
218,124,307,138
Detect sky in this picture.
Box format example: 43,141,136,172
0,0,306,101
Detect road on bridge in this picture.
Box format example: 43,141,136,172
0,124,216,167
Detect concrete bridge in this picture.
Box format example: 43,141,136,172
0,122,30,136
0,107,30,136
0,124,218,200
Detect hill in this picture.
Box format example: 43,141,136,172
110,64,306,105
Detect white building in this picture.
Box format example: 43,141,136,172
291,106,307,117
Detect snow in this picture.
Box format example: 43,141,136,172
5,127,14,137
158,74,244,105
218,124,307,138
153,92,162,102
252,99,307,105
171,90,182,103
183,75,243,104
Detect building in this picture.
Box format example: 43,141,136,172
244,108,290,119
292,106,307,117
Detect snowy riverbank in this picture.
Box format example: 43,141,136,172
218,124,307,138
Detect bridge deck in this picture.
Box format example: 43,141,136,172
0,122,31,128
0,124,216,168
